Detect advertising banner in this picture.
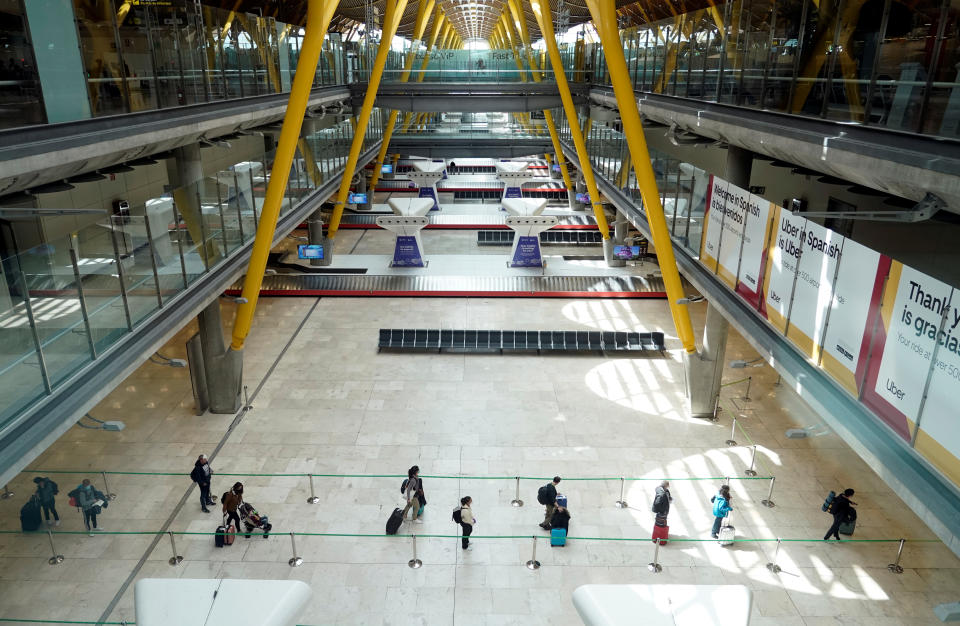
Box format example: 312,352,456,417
511,236,544,267
782,219,843,358
699,175,725,276
762,207,807,333
391,235,424,267
418,186,439,211
735,196,776,309
504,187,523,199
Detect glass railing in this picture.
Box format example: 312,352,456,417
0,109,385,430
585,0,960,139
378,48,578,83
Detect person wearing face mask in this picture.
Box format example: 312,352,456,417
190,454,215,513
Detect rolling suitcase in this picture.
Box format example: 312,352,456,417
556,494,568,508
551,527,567,546
20,496,42,532
839,508,857,536
652,514,669,545
215,523,226,547
385,507,404,535
717,512,735,546
224,517,236,546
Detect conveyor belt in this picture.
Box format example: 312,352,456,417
331,213,604,230
225,274,666,298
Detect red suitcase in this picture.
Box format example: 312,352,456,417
652,523,669,545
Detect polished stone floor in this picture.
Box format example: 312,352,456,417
0,293,957,626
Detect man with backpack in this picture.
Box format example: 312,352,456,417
824,488,856,540
652,481,672,519
453,496,475,550
537,476,561,530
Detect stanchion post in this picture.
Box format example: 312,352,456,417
525,536,541,570
744,376,752,401
46,529,64,565
744,445,758,477
726,416,738,446
101,471,117,500
510,477,524,507
0,484,13,499
167,531,183,566
761,476,776,508
766,538,782,573
723,476,730,487
243,385,252,411
887,539,905,574
615,477,628,508
288,532,303,567
408,534,422,569
647,539,662,573
306,474,320,504
774,374,782,387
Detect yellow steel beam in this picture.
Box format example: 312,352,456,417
230,0,339,351
328,0,410,240
586,0,696,353
528,0,609,238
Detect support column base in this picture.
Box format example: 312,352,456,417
684,350,718,419
206,348,243,414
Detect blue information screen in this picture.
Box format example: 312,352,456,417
613,245,642,260
576,192,590,203
552,164,561,172
348,192,367,204
381,164,393,174
297,244,324,260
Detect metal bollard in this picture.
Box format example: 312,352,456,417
726,416,738,446
744,445,758,477
167,531,183,566
761,477,776,508
766,538,782,573
722,476,730,487
0,484,13,499
306,474,320,504
744,376,752,401
243,385,252,411
46,530,64,565
647,540,662,573
887,539,906,574
510,477,523,507
101,472,117,501
525,536,541,570
615,478,628,509
408,534,422,569
774,374,782,387
288,532,303,567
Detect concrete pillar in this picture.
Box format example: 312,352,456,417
197,299,242,414
355,173,371,211
307,207,331,266
685,145,752,417
168,144,219,265
607,211,629,267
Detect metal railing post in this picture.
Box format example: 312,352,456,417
723,476,730,487
647,539,662,573
167,531,183,566
408,534,422,569
615,477,628,508
745,445,758,477
525,536,541,570
243,385,252,411
511,477,523,507
0,484,13,499
766,538,782,573
726,416,738,446
288,532,303,567
887,539,906,574
47,530,64,565
101,472,117,500
744,376,752,400
306,474,320,504
761,477,776,508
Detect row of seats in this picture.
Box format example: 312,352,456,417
377,329,666,354
477,230,605,246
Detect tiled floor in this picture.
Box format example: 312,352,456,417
0,292,957,625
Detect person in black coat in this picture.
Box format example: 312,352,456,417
824,488,857,540
190,454,215,513
551,505,571,532
33,477,60,526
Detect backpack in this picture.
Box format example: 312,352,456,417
652,491,668,514
452,506,462,523
537,484,552,505
822,490,836,513
401,478,408,494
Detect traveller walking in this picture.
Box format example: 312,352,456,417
710,485,733,538
401,466,423,524
190,454,215,513
33,476,60,526
824,489,857,541
458,496,475,550
221,482,244,531
537,476,561,530
652,481,672,519
71,479,106,536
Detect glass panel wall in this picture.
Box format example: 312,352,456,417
0,0,44,129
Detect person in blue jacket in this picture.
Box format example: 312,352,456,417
711,485,733,538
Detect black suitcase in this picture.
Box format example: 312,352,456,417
20,496,42,532
839,508,857,536
385,507,404,535
215,524,227,547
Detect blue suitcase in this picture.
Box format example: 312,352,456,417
556,494,567,508
551,527,567,546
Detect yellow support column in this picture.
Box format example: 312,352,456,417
231,0,339,351
586,0,696,353
328,0,410,239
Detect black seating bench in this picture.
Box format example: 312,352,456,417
377,329,665,355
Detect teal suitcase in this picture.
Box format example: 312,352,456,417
551,527,567,546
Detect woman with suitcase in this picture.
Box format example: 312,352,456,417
710,485,733,539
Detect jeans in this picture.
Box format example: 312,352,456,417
712,515,725,537
199,483,211,507
41,502,59,521
401,495,421,520
460,522,473,548
83,509,98,531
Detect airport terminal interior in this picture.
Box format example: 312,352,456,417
1,0,960,624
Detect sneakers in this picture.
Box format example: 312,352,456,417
94,527,104,532
539,523,551,530
463,545,472,551
54,520,61,527
202,507,211,514
89,532,94,537
414,519,424,524
711,534,719,539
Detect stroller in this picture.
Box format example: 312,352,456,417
239,502,272,539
